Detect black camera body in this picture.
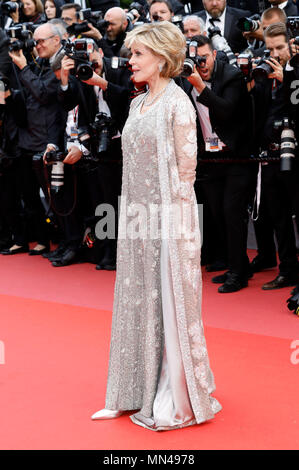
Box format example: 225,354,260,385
180,39,206,78
7,22,37,53
237,14,260,33
62,38,96,81
45,150,65,164
76,8,103,22
172,14,184,32
77,112,117,156
67,8,109,37
0,1,18,15
251,50,274,82
287,16,299,37
127,2,146,22
111,56,130,70
290,35,299,67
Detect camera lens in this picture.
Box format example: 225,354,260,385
76,63,93,80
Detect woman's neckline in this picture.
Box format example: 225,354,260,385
139,80,172,115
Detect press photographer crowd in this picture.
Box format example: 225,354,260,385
0,0,299,312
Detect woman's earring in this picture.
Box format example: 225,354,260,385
158,63,163,73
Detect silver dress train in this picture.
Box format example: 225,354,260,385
104,80,222,431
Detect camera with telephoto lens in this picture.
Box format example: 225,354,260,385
126,2,146,22
45,149,65,193
0,1,18,15
237,14,260,33
208,26,237,66
61,38,97,81
277,118,296,172
251,50,276,82
180,39,206,78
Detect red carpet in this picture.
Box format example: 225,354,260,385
0,252,299,449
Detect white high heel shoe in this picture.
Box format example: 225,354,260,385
91,409,124,420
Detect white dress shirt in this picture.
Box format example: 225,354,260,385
205,8,226,37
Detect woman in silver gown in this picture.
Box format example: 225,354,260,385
92,21,222,431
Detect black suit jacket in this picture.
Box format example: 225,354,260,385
178,59,254,157
284,0,298,16
197,6,252,53
57,57,131,134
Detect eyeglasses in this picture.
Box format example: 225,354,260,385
61,17,74,23
35,35,55,46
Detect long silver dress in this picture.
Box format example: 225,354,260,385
104,79,222,431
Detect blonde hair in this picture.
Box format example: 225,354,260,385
125,21,186,78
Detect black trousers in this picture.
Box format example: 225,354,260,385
199,160,254,277
50,164,84,249
5,150,50,246
261,162,299,276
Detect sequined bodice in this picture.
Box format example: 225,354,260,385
121,98,161,207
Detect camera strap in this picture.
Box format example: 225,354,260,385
43,163,78,218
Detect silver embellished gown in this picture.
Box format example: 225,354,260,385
104,80,222,431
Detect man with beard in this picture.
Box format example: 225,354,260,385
197,0,252,53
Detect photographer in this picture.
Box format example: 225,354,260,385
3,22,65,255
250,22,299,289
101,6,133,57
0,72,27,251
0,0,20,29
181,35,254,293
197,0,252,53
241,6,287,54
50,40,130,269
19,0,46,24
149,0,174,21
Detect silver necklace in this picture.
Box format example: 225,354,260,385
143,86,167,107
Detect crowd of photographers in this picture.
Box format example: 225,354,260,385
0,0,299,310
